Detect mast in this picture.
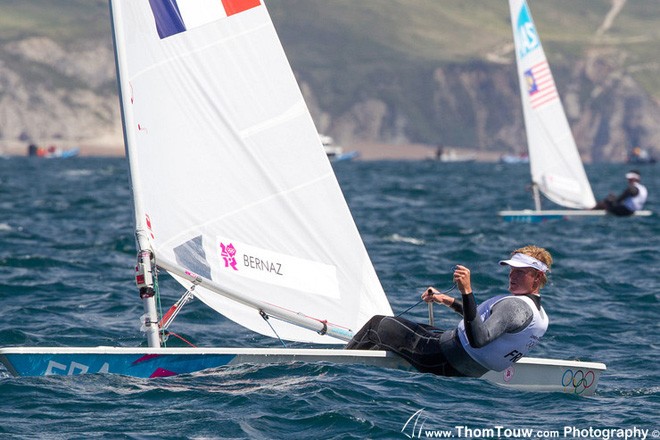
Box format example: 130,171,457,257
532,183,542,211
109,0,160,347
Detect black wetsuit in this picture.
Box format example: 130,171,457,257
597,183,643,216
346,293,541,377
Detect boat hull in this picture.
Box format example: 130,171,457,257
0,346,605,395
329,151,359,162
499,209,652,223
0,347,408,379
481,357,605,396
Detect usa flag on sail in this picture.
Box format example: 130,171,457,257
524,60,558,109
149,0,261,39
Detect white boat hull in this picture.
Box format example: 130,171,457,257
481,357,605,396
0,346,604,395
499,209,652,223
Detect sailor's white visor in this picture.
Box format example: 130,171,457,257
499,253,548,273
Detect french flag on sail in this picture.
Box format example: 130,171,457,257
149,0,261,39
524,60,558,109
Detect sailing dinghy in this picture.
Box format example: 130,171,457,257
0,0,605,395
499,0,651,223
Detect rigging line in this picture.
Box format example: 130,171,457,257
259,310,287,348
396,299,425,317
153,266,167,346
159,287,196,331
396,267,458,318
395,284,456,318
164,331,197,348
257,298,352,331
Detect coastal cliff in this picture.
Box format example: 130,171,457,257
1,0,658,161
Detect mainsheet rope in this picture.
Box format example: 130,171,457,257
396,266,458,319
395,284,456,317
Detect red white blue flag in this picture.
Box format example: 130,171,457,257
149,0,261,39
524,60,558,109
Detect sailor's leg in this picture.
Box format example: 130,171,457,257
345,315,387,349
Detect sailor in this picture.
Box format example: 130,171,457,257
346,245,552,377
594,170,648,216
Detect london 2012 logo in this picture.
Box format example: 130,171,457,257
220,242,238,271
516,1,540,58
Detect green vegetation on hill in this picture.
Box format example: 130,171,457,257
3,0,659,95
1,0,659,157
267,0,660,100
4,0,657,70
0,0,108,43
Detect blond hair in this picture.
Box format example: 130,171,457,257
512,245,553,288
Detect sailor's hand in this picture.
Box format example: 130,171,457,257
422,287,440,303
453,265,473,295
422,287,455,307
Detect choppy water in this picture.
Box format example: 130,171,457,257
0,158,657,439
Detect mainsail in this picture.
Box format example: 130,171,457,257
508,0,596,209
111,0,392,344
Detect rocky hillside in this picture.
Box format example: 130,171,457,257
0,0,120,154
1,0,659,161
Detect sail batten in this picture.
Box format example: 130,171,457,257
111,0,392,344
509,0,596,210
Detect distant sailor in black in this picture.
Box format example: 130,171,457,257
593,170,648,216
346,245,552,377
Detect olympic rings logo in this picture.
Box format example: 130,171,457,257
562,369,595,395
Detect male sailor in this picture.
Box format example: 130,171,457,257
346,245,552,377
593,170,648,216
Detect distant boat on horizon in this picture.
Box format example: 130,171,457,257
432,146,476,163
27,144,80,159
499,152,529,164
320,134,359,162
627,147,656,164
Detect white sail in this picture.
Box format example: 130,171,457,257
509,0,596,209
111,0,392,344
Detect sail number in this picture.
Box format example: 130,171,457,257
46,360,110,375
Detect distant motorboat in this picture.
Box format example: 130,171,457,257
27,144,80,159
433,147,476,163
320,135,359,162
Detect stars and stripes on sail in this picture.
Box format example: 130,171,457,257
524,61,558,109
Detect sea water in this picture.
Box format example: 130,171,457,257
0,157,657,439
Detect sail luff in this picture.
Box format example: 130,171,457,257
109,0,151,249
109,0,160,347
